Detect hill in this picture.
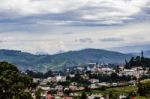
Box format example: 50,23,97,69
144,50,150,57
109,44,150,53
130,50,150,58
0,49,132,72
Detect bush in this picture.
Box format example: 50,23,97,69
138,79,150,97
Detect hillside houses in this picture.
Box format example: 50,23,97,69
30,57,150,99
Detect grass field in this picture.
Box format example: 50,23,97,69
135,96,148,99
73,85,148,99
75,85,138,95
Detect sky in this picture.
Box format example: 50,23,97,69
0,0,150,54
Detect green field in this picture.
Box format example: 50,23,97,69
75,85,137,94
135,96,148,99
73,85,148,99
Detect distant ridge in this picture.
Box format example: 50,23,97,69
109,44,150,53
0,48,132,72
130,50,150,58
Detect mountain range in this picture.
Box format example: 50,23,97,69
130,50,150,58
109,44,150,53
0,49,133,72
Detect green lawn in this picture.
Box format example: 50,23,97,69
104,85,138,94
75,85,138,95
72,85,149,99
135,96,148,99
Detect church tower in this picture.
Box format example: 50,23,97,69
141,50,144,58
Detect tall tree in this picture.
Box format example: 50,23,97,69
0,61,33,99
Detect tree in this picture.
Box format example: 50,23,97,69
115,65,120,73
80,92,87,99
108,91,113,99
0,61,34,99
138,79,150,97
35,88,42,99
111,72,119,82
0,61,18,73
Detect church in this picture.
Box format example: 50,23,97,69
125,51,150,69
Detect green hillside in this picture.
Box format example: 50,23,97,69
0,49,132,72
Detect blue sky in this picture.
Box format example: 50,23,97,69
0,0,150,54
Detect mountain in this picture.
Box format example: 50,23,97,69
0,49,132,72
144,50,150,57
130,50,150,58
109,44,150,53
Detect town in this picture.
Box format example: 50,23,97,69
0,0,150,99
25,52,150,99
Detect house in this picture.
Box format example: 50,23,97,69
56,75,66,82
33,78,40,83
100,67,114,74
39,79,49,86
112,83,118,86
57,91,64,97
97,82,110,87
88,94,103,99
89,84,98,89
89,79,99,83
55,85,63,91
78,86,85,91
70,82,77,86
69,74,75,78
122,69,134,76
56,75,62,82
69,85,77,91
119,95,127,99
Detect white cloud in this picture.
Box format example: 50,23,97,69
0,0,83,15
0,21,149,54
0,0,149,25
0,0,149,53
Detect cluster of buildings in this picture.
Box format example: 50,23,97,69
31,63,150,99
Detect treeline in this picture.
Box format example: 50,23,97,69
125,56,150,69
26,70,55,78
88,72,136,83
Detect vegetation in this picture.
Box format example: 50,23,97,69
35,88,42,99
138,79,150,97
26,69,54,78
0,49,132,72
0,61,34,99
74,85,138,96
66,73,91,86
80,92,87,99
125,54,150,69
75,85,147,99
88,72,136,82
73,81,150,99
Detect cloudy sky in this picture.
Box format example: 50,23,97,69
0,0,150,54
